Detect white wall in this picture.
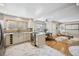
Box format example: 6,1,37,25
46,21,53,33
46,21,60,34
60,24,66,34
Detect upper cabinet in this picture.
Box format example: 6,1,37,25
4,15,33,33
33,21,46,32
6,20,18,30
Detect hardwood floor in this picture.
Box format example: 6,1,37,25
46,41,71,56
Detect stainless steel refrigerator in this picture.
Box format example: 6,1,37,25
0,23,5,56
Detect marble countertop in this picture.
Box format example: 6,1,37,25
69,46,79,56
4,32,33,34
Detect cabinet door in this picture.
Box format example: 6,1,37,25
27,33,31,41
6,20,18,30
13,33,19,44
24,33,31,41
23,33,27,42
5,34,10,46
18,33,24,43
36,34,45,47
13,33,24,44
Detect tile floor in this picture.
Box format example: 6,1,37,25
5,42,65,56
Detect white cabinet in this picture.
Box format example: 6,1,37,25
5,32,31,46
13,33,19,44
18,33,24,43
5,34,10,46
23,32,31,42
36,33,46,47
13,32,31,44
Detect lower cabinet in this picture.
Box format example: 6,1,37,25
23,32,31,42
36,34,46,47
5,32,31,46
23,33,27,41
13,33,19,44
18,33,24,43
5,34,10,46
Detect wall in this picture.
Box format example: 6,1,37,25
59,24,66,34
46,21,60,34
46,21,52,33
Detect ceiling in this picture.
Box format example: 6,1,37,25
0,3,79,22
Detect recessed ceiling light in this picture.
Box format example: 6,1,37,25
76,3,79,6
